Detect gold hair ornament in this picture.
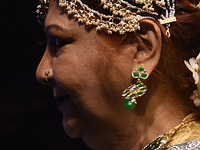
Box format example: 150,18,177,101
36,0,176,36
122,64,148,109
36,0,49,25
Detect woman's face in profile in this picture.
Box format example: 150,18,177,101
38,0,135,148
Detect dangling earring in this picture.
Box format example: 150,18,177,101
122,64,148,109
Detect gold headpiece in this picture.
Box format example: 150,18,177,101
36,0,49,25
36,0,177,35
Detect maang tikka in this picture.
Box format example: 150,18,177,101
122,64,148,109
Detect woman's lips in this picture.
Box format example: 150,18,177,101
54,95,71,106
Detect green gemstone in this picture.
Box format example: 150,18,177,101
129,94,136,98
135,82,140,85
141,73,148,79
123,89,129,94
122,92,129,97
138,66,144,72
124,100,136,109
138,84,144,87
132,71,139,78
137,92,143,96
140,87,147,91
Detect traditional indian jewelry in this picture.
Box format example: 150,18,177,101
36,0,49,25
184,53,200,107
36,0,177,36
189,90,200,107
45,70,50,82
142,113,198,150
122,64,148,109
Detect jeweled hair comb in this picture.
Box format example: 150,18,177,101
36,0,176,35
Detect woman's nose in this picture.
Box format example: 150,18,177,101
36,48,54,85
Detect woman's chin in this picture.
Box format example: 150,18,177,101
62,117,82,138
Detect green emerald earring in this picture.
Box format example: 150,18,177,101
122,64,148,109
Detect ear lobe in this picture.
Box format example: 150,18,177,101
133,19,162,75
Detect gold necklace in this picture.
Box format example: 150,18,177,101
142,113,198,150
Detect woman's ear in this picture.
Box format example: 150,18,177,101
133,19,162,75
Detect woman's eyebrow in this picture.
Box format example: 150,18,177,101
44,24,75,36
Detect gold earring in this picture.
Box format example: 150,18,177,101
122,64,148,109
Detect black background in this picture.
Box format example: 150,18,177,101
0,0,91,149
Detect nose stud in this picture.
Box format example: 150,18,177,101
45,70,50,82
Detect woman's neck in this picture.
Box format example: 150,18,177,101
131,79,191,150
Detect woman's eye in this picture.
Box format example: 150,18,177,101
55,38,60,46
55,38,65,48
48,36,75,54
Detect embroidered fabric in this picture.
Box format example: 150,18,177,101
142,113,200,150
165,113,200,148
165,140,200,150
